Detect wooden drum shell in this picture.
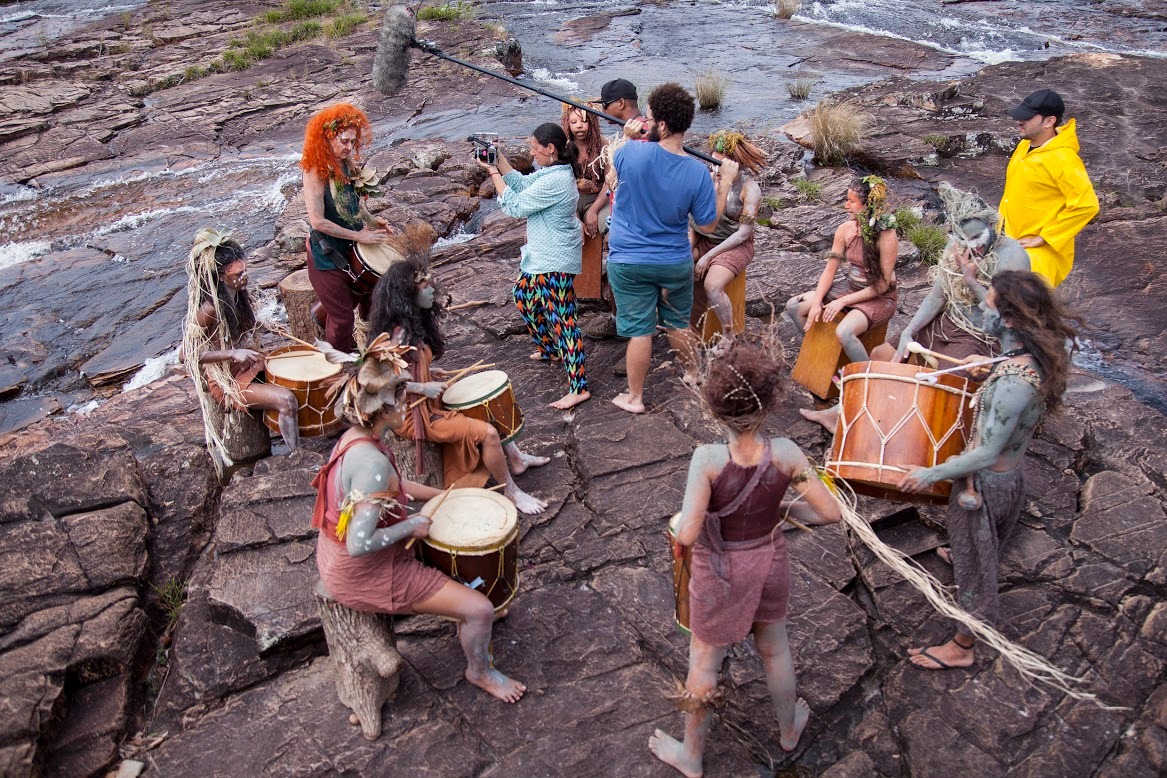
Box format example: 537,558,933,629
691,270,747,346
441,372,525,444
827,360,974,503
262,346,345,438
667,512,692,635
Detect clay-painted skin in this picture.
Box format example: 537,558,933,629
317,411,526,703
896,286,1048,670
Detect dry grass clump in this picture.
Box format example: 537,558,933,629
787,76,815,100
695,70,729,111
809,99,869,166
772,0,800,20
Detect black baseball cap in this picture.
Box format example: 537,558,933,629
1008,89,1065,120
599,78,638,106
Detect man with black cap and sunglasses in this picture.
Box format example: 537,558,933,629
999,88,1098,288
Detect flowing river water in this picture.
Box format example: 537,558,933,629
1,0,1164,430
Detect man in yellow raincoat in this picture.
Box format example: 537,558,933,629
999,89,1099,287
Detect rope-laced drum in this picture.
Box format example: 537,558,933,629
418,487,519,612
827,360,975,503
263,346,345,437
440,370,525,444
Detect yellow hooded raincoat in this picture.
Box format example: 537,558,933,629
999,119,1099,287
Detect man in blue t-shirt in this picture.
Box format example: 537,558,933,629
607,83,739,414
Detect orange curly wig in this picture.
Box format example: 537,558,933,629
299,103,373,182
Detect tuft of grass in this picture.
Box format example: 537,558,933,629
324,12,367,38
762,196,785,210
153,577,188,630
694,70,729,111
808,99,868,166
905,223,946,265
893,206,922,234
261,0,342,23
417,2,476,22
771,0,800,19
119,10,134,28
183,64,206,81
792,178,824,201
923,133,947,149
786,76,815,101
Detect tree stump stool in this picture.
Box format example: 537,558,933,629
390,436,445,489
316,592,404,740
204,401,270,476
279,269,323,345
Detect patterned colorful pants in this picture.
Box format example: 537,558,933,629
513,271,588,394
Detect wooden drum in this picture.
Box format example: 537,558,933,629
263,346,345,437
667,512,692,635
441,370,524,444
346,242,406,296
419,488,519,612
691,270,747,346
827,360,975,503
792,316,889,401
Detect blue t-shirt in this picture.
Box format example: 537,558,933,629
608,142,717,265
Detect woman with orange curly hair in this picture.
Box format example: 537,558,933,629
301,103,394,352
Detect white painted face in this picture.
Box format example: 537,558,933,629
416,279,435,309
980,287,1007,339
222,260,248,290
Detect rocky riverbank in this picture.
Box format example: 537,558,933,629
1,2,1165,777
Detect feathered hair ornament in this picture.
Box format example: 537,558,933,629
323,330,416,426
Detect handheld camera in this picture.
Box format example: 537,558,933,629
468,133,499,165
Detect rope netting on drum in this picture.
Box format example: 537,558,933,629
829,369,973,480
784,473,1123,710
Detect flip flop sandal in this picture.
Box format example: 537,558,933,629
912,648,952,670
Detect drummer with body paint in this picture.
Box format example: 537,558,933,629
367,230,550,515
301,102,396,353
311,331,525,703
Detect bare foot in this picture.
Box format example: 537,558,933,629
550,390,590,410
798,405,839,432
466,667,526,703
680,371,701,388
648,729,702,778
529,350,560,362
907,639,975,670
780,697,811,752
506,446,550,476
493,608,509,622
936,547,952,565
506,483,547,515
612,392,645,414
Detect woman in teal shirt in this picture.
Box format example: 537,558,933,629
479,123,589,410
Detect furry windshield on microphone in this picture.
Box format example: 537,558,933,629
373,4,417,95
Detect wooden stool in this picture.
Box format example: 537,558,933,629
316,592,404,741
575,233,604,300
204,400,271,477
792,317,889,401
279,269,323,345
390,436,445,489
691,270,747,345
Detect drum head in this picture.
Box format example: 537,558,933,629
424,488,518,549
356,242,405,274
265,347,341,381
442,370,510,406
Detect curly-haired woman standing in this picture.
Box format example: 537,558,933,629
301,103,394,352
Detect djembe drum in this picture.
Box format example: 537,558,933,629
418,488,520,612
263,346,344,437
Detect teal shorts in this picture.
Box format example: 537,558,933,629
607,260,694,337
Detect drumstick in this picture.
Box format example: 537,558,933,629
404,486,455,550
405,360,494,408
260,322,321,352
447,300,491,311
915,355,1008,383
905,341,966,366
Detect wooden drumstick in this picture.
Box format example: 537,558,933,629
916,355,1008,383
447,300,491,311
905,341,966,366
404,486,454,550
260,322,321,352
